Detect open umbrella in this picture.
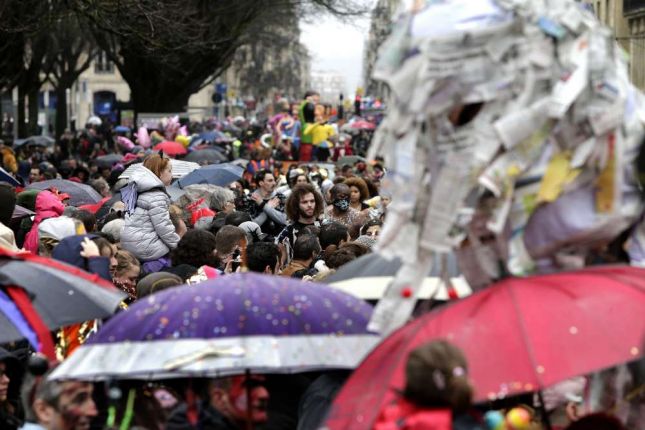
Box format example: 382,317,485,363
335,155,366,167
341,121,375,133
14,135,55,148
11,205,34,221
0,249,125,352
325,253,471,301
153,141,187,156
50,273,379,381
184,148,228,164
118,159,199,180
114,125,130,133
177,163,244,188
95,154,123,168
325,265,645,430
0,167,20,186
27,179,102,206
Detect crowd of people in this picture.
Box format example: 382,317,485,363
0,80,639,430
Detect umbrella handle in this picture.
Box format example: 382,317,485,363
163,346,245,370
537,391,553,430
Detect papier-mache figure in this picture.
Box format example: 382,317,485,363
369,0,645,334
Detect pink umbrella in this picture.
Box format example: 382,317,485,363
153,141,188,156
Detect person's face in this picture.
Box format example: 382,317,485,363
366,225,381,238
381,196,392,207
299,192,316,219
160,164,173,186
349,186,361,203
212,376,269,425
295,175,308,186
30,169,40,182
0,362,9,402
114,266,140,290
100,245,117,272
260,174,276,193
223,199,236,214
36,381,97,430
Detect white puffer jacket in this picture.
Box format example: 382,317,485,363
121,167,179,261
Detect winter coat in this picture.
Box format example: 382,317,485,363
23,191,64,254
51,234,111,281
166,401,238,430
120,167,179,261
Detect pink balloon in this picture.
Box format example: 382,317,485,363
136,127,151,148
116,136,134,151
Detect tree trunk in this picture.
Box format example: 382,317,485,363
55,86,67,141
17,85,27,138
27,86,39,136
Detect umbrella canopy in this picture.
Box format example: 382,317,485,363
200,130,233,143
325,266,645,429
153,141,187,156
50,273,379,381
94,154,123,168
325,253,471,301
0,167,20,186
15,135,55,148
11,205,34,221
184,148,228,164
114,125,130,133
87,116,102,126
177,163,244,188
27,179,102,206
0,249,126,345
335,155,367,167
118,159,199,180
341,121,375,133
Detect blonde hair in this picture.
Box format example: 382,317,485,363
114,250,140,277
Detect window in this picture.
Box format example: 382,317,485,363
95,51,114,74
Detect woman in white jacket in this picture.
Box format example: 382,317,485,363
121,154,180,262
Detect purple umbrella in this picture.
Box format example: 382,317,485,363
51,273,379,381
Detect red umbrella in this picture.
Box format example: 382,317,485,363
153,140,187,156
326,266,645,430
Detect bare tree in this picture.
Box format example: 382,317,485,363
45,11,98,139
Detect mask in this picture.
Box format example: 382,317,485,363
333,198,349,212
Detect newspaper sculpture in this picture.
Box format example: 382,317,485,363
369,0,645,334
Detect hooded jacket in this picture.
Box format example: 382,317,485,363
120,167,179,261
51,235,111,281
23,191,65,254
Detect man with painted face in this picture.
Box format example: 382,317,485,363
324,183,363,230
167,375,269,430
21,373,98,430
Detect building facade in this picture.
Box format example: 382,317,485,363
362,0,402,100
309,70,347,105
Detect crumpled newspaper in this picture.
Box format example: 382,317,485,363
369,0,645,334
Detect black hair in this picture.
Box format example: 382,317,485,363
225,211,252,227
246,242,280,274
0,183,17,226
292,234,321,261
171,229,219,268
254,169,273,185
70,209,96,233
319,222,349,249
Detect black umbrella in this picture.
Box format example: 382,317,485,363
95,153,123,168
15,135,55,148
27,179,102,206
324,253,471,301
184,148,228,164
0,251,126,344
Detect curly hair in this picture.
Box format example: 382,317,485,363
344,177,369,202
285,184,325,222
171,229,219,268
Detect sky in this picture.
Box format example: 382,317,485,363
299,0,413,98
300,11,373,98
